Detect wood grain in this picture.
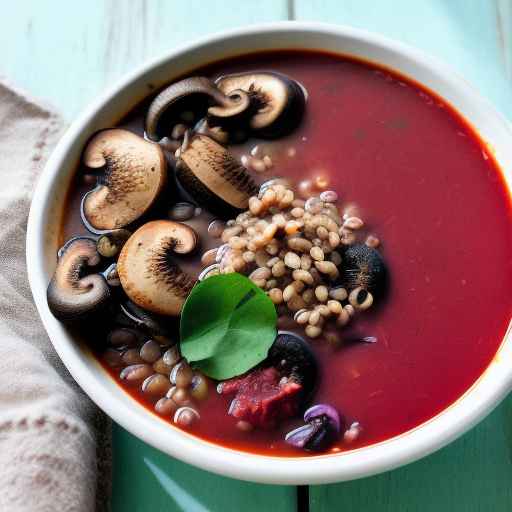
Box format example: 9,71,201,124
294,0,512,118
1,0,288,120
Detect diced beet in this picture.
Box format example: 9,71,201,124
219,367,303,429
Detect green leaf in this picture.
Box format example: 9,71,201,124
180,273,277,380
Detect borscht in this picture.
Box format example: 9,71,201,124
49,51,512,456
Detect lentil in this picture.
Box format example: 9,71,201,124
271,260,287,277
310,246,324,261
162,346,181,367
120,364,153,382
284,251,301,269
316,305,330,317
139,340,161,364
142,373,171,395
300,254,312,270
155,397,177,416
201,248,218,266
309,310,320,326
122,348,143,365
174,407,200,427
268,288,284,304
315,285,329,302
190,373,209,401
344,217,364,230
366,235,380,248
305,325,322,338
329,286,348,301
320,190,338,203
170,361,194,388
283,284,296,302
292,269,314,285
302,289,315,304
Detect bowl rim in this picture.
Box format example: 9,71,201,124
26,21,512,484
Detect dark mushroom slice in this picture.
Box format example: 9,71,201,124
267,331,318,401
145,77,251,142
175,134,258,218
193,118,229,145
116,300,173,340
81,129,167,232
214,71,306,138
341,244,387,294
47,237,110,322
117,220,197,316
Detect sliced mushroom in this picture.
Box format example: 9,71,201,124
193,118,229,145
117,220,197,316
145,77,251,141
81,129,167,232
175,134,258,218
117,300,172,338
342,244,387,294
47,237,110,322
214,71,306,138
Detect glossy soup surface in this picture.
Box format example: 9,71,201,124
63,51,512,456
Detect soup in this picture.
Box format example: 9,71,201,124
55,51,512,456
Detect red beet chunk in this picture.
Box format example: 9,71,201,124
219,367,302,429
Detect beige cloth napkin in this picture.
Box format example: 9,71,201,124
0,80,111,512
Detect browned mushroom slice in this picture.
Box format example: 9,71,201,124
145,77,251,142
214,71,306,138
117,220,197,316
175,134,258,218
193,118,229,145
47,237,110,322
81,129,167,232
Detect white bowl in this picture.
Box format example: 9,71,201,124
26,22,512,484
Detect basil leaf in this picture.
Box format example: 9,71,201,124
180,273,277,380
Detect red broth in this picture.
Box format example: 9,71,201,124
63,51,512,456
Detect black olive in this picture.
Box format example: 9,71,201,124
342,244,387,294
267,331,318,400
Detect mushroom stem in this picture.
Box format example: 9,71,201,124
145,77,251,141
47,237,111,322
117,221,198,316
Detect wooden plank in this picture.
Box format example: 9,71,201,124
112,425,297,512
291,1,512,510
1,0,289,120
310,401,512,511
1,1,296,511
293,0,512,118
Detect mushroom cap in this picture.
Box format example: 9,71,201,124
47,237,111,322
215,71,306,138
117,220,197,316
176,134,258,217
145,77,251,141
82,129,167,231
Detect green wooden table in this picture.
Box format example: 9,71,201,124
4,1,511,510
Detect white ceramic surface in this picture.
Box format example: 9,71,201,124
26,22,512,484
